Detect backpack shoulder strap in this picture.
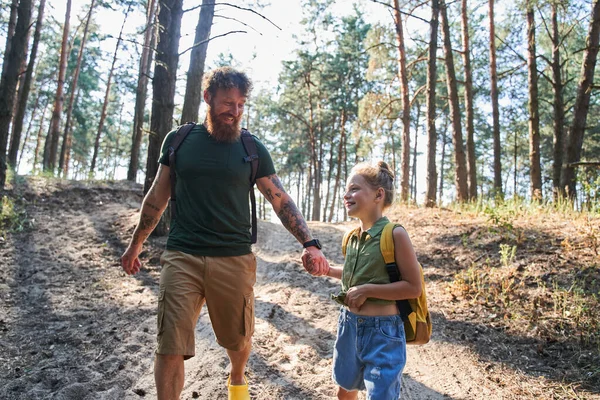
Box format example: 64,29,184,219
380,222,413,322
168,122,196,219
341,227,360,257
240,128,260,244
380,222,397,264
240,128,259,183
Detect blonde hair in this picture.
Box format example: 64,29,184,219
350,161,395,208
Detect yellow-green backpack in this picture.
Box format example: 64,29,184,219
342,222,432,345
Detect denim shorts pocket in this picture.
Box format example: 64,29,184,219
243,293,254,337
378,321,406,342
157,288,166,335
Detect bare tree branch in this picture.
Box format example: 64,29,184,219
214,14,262,35
179,30,247,56
184,2,281,30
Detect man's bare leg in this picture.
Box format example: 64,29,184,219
226,339,252,384
155,354,184,400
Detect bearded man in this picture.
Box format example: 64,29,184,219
120,67,329,400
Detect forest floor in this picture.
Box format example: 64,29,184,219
0,176,599,400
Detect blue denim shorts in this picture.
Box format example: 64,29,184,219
332,307,407,399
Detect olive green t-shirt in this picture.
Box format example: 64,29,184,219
159,124,275,256
332,216,395,305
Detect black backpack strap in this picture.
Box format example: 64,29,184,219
385,262,414,323
168,122,196,219
240,128,259,244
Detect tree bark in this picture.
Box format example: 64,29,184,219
90,3,132,177
411,101,420,202
127,0,158,182
561,0,600,199
328,109,346,222
527,4,542,201
425,0,439,208
43,0,71,174
181,0,214,123
393,0,411,203
145,0,185,236
438,118,448,203
8,0,45,169
58,0,95,176
489,0,503,198
461,0,477,200
1,0,19,79
440,0,469,202
33,99,49,172
551,3,565,200
0,0,33,188
18,88,41,169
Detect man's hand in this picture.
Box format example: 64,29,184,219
121,245,142,275
301,247,330,276
344,285,372,309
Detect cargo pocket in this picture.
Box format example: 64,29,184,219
242,293,254,337
157,288,166,336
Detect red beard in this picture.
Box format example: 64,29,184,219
205,103,242,143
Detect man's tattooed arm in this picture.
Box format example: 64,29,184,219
276,200,312,244
129,165,171,248
257,174,311,244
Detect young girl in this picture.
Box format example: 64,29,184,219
325,161,422,400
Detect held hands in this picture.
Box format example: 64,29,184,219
301,246,330,276
344,285,372,309
120,245,142,275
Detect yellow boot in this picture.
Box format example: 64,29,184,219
227,375,250,400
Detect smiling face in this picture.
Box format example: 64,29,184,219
343,174,383,219
204,87,246,143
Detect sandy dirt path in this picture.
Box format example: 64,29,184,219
0,179,597,399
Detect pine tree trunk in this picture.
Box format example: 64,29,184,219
440,0,469,202
461,0,477,200
181,0,214,123
1,0,19,79
33,100,49,172
489,0,503,198
90,4,131,177
551,4,565,200
425,0,439,208
43,0,71,174
393,0,411,203
438,119,448,203
59,0,94,176
561,0,600,200
0,0,33,188
18,89,41,169
527,4,542,201
411,101,420,202
128,0,158,182
329,109,346,222
8,0,45,169
145,0,185,236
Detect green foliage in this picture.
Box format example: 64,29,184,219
0,196,33,236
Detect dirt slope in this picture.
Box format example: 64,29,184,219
0,178,598,399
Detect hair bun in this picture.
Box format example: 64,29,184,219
377,161,394,180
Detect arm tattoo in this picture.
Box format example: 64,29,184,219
265,188,274,202
146,202,161,212
276,199,311,243
132,213,160,246
269,175,286,192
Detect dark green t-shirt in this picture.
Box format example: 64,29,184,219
159,124,275,256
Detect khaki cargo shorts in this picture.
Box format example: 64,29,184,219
156,250,256,359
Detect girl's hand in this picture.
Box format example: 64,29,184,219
345,285,372,309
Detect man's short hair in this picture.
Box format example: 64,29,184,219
202,67,253,98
